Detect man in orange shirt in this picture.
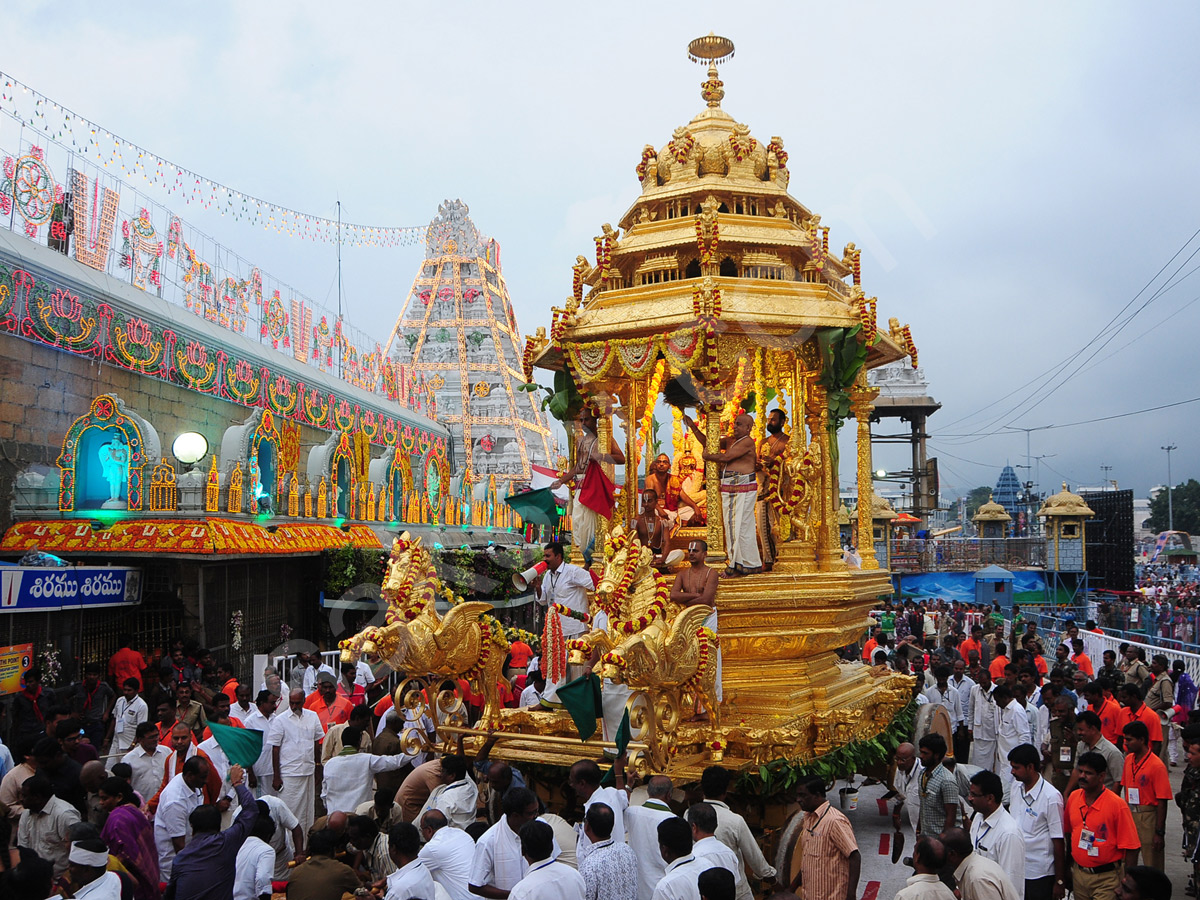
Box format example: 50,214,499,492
861,626,881,664
1064,751,1140,900
1115,683,1163,756
1119,721,1171,870
959,625,985,666
107,635,147,691
1082,682,1123,746
304,672,353,732
988,642,1010,681
1071,639,1095,677
216,661,240,704
507,636,534,677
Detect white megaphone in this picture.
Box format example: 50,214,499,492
512,561,549,591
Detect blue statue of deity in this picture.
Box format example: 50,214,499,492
98,436,130,507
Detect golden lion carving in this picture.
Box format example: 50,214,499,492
339,533,509,728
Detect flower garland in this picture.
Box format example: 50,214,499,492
728,133,757,162
231,609,244,650
635,145,657,183
725,356,751,432
279,623,293,655
543,606,566,685
694,217,719,266
672,406,685,460
766,138,789,170
752,349,766,444
39,645,62,687
551,603,591,625
668,132,695,164
594,234,615,282
639,358,667,454
900,325,918,369
858,295,878,345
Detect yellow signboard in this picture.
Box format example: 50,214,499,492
0,644,34,696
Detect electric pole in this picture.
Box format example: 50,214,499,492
1162,444,1177,531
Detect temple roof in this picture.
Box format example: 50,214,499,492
1037,483,1096,518
973,496,1012,523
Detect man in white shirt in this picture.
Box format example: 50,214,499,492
569,757,629,864
241,690,280,796
890,742,923,839
122,722,172,804
322,726,410,814
258,792,305,879
698,766,775,900
894,836,957,900
511,819,586,900
942,828,1021,900
686,803,745,899
992,684,1031,803
107,678,148,755
652,817,707,900
232,683,256,723
234,806,277,900
268,689,324,835
965,770,1025,889
926,667,963,733
1007,743,1066,900
969,669,998,770
321,704,374,764
419,754,480,830
66,839,123,900
532,541,595,703
18,775,81,877
950,660,977,762
518,670,546,709
625,776,677,900
420,808,475,900
154,756,210,880
385,822,438,900
471,787,548,895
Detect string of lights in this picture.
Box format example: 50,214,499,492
0,72,427,248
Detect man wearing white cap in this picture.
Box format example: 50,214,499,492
68,838,123,899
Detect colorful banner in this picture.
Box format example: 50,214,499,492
0,644,33,695
0,567,141,612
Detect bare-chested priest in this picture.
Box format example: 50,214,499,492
670,539,722,704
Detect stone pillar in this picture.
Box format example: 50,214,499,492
704,403,726,563
851,381,880,570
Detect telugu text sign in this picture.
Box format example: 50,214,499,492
0,567,142,613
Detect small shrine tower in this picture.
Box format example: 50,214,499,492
870,492,899,569
1038,483,1094,603
386,201,552,491
973,495,1012,539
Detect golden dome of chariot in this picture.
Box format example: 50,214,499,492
973,496,1012,523
1037,483,1095,518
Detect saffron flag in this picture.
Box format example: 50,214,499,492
207,720,264,769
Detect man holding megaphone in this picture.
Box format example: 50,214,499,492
532,541,594,706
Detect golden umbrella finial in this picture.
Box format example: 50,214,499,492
688,33,734,108
687,32,735,65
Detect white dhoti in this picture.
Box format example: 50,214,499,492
278,774,316,836
704,609,723,703
720,474,761,571
969,738,996,771
571,499,597,564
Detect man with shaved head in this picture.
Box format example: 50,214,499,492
268,688,324,835
420,807,475,900
685,411,761,576
625,775,676,900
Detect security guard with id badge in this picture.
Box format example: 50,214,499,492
1064,751,1141,900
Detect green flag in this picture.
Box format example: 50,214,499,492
207,720,264,769
599,709,632,787
555,672,602,742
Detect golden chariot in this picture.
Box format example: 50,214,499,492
343,34,915,782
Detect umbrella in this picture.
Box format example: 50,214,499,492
504,488,561,527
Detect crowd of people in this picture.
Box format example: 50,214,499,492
865,600,1194,900
1088,562,1200,649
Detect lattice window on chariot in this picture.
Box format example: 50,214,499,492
148,460,179,511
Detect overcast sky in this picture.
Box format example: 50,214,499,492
5,2,1198,501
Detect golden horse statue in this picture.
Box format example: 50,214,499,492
339,533,510,728
573,526,721,727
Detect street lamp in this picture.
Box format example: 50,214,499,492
1162,444,1177,531
172,432,209,470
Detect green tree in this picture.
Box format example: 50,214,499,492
1147,478,1200,534
964,485,993,521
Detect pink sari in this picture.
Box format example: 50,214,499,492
101,803,160,900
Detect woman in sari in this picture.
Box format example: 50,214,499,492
98,776,160,900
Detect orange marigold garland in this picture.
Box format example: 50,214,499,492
635,146,657,183
728,133,757,162
543,606,566,685
521,336,537,383
668,132,695,164
766,138,789,170
900,325,918,369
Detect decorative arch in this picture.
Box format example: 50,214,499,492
424,447,449,518
57,394,160,511
328,432,355,518
249,408,282,500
